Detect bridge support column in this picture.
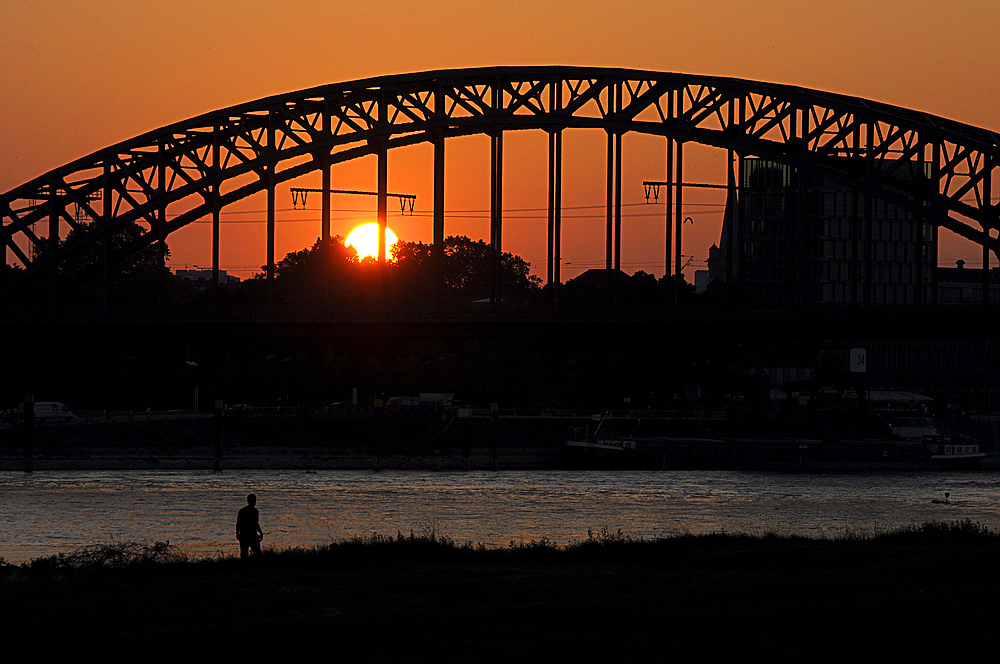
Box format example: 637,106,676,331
320,102,333,306
102,164,111,308
212,126,221,308
850,125,861,305
608,82,623,303
985,232,992,307
930,140,942,305
675,141,684,285
266,112,276,307
913,140,926,308
726,149,736,299
864,193,873,306
491,130,503,305
157,143,166,306
864,121,874,306
983,158,993,307
322,100,332,243
377,144,387,264
605,130,619,302
47,185,58,304
433,130,445,307
377,139,388,318
266,175,275,305
554,130,562,297
615,132,623,275
547,128,562,306
665,137,673,302
321,158,331,243
547,133,555,289
851,186,860,305
794,108,806,305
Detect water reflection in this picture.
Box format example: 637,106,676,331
1,469,999,563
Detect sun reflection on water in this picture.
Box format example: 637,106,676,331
2,469,1000,563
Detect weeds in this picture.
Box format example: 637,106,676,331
880,518,995,541
4,520,996,582
1,540,186,582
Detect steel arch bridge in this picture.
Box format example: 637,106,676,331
2,65,998,303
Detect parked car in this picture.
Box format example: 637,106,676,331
19,402,74,423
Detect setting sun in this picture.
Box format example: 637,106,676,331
346,223,398,260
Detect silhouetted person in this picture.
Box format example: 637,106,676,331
236,493,264,560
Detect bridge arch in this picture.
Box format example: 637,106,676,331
2,66,998,302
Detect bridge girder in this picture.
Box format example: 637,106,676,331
2,66,998,296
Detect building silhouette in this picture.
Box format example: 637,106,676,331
704,158,1000,412
712,157,935,306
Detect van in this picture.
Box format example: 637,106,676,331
20,402,74,423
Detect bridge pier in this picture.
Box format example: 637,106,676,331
321,158,331,243
433,129,445,307
47,185,58,305
321,103,333,307
675,140,684,284
377,144,388,264
726,148,736,299
665,135,673,302
605,126,620,303
212,126,221,308
851,162,860,304
491,130,503,305
554,129,562,297
603,82,623,303
615,131,623,274
102,165,111,308
378,138,388,318
547,127,562,305
266,112,276,307
157,143,167,306
983,157,993,307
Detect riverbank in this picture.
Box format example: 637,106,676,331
2,523,997,660
3,413,997,471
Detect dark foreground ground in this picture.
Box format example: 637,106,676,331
2,523,997,661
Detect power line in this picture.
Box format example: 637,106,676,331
186,204,727,224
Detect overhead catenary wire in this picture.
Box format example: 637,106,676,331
186,201,728,224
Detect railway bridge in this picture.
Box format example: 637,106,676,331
3,66,998,309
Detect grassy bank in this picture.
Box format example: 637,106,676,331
3,522,998,660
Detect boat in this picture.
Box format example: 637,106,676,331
564,413,637,467
890,416,986,468
564,438,637,452
924,436,986,468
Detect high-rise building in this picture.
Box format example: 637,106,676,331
712,158,935,305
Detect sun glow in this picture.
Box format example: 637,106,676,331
346,223,398,260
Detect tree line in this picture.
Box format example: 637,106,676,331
4,221,730,309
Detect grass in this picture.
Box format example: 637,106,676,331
2,521,998,661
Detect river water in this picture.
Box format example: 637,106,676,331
2,469,999,564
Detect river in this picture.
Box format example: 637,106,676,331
3,469,999,564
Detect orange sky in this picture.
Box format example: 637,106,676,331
2,1,998,279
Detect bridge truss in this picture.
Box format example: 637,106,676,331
2,66,998,304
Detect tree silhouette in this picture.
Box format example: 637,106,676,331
241,235,383,309
393,235,541,297
57,221,174,305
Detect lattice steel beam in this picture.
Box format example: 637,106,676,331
3,67,998,299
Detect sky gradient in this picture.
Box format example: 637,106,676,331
2,1,998,279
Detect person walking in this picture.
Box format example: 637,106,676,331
235,493,264,560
